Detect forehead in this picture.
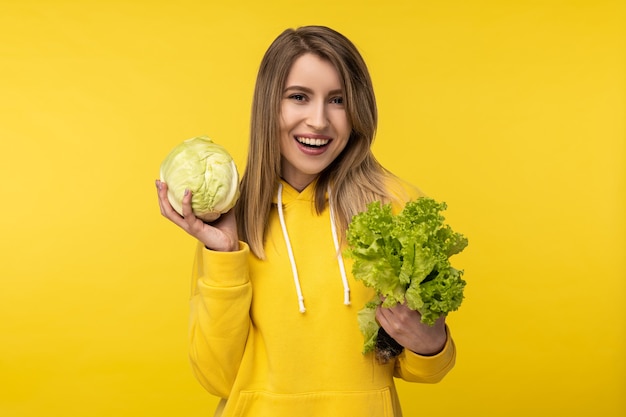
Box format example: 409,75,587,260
284,53,342,90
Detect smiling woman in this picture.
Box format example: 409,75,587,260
156,25,458,417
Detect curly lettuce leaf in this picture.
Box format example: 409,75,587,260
346,197,468,352
405,266,466,325
346,202,405,306
357,302,379,354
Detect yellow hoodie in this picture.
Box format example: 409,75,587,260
189,180,456,417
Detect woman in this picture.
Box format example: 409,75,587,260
156,25,455,417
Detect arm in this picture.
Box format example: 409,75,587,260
384,181,458,382
188,242,252,397
156,180,250,396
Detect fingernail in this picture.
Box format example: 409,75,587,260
184,188,189,196
155,180,161,190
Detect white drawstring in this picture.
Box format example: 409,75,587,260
277,183,306,313
328,188,351,306
276,183,351,313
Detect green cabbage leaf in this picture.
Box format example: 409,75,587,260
160,136,239,222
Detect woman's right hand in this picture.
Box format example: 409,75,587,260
156,180,239,252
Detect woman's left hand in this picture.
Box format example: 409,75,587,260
376,303,447,356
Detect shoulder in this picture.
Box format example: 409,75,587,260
384,174,426,212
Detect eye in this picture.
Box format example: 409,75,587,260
330,96,344,105
288,94,306,102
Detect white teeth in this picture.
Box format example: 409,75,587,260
296,137,330,146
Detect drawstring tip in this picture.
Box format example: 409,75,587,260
344,290,351,306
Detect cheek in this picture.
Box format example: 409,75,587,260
278,131,289,154
339,123,352,144
278,113,292,140
337,138,350,156
333,112,351,137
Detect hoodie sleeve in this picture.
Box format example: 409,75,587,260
188,241,252,398
394,326,456,383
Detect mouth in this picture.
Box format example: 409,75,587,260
295,136,332,148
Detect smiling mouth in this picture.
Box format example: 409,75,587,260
295,136,331,148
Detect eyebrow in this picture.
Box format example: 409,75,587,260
284,85,343,96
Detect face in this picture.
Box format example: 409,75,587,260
279,53,352,191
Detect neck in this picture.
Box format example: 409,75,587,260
281,176,316,192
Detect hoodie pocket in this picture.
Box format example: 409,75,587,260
230,387,394,417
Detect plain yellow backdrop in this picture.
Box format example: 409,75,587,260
1,0,624,416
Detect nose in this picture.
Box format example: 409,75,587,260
306,100,328,131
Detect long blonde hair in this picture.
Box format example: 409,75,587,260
236,25,398,259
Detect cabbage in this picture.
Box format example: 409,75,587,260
159,136,240,222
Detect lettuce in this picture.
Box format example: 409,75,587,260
346,197,468,355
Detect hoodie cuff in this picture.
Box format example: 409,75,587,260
198,241,250,287
399,326,456,381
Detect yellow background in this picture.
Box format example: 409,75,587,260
1,0,624,416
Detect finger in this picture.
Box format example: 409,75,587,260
378,302,402,317
156,181,190,229
156,180,170,215
375,307,391,327
394,303,415,317
156,180,172,206
180,188,196,220
156,181,174,215
378,304,420,331
156,180,170,214
180,189,211,237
